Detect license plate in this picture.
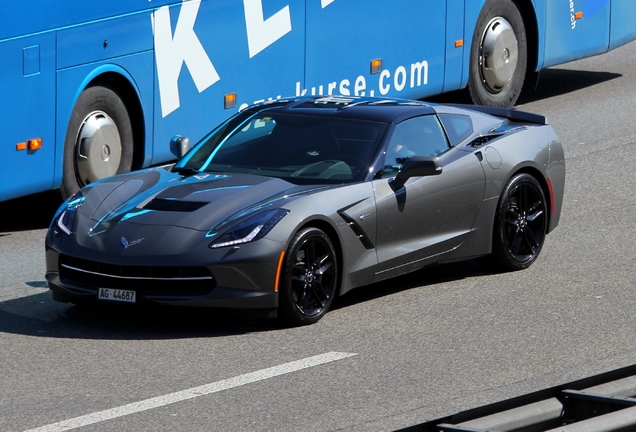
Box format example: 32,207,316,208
98,288,136,303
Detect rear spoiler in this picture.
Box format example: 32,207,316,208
449,104,547,125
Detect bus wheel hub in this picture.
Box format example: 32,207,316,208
76,111,122,184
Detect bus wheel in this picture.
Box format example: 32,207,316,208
468,0,527,108
61,85,133,199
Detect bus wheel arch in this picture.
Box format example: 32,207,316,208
515,0,540,94
61,75,144,199
468,0,528,108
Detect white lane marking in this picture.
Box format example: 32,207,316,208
25,351,356,432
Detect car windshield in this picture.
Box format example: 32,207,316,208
176,110,387,184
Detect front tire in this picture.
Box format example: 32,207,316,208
279,228,338,326
61,85,133,199
489,173,547,271
468,0,527,107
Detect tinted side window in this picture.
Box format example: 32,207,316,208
393,115,449,157
438,113,473,146
383,115,449,177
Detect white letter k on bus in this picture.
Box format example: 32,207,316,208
153,0,220,118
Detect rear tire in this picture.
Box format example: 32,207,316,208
61,85,133,199
279,228,338,326
488,173,547,271
468,0,527,107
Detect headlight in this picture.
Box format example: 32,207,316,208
208,208,289,249
55,192,85,235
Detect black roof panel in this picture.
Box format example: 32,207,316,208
249,96,437,123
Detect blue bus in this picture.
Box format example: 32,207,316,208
2,0,635,202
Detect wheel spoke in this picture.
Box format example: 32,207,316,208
526,206,544,223
522,228,538,253
515,184,528,213
314,258,332,277
509,231,523,256
299,287,312,310
305,239,316,266
505,218,519,229
291,263,306,282
505,208,519,226
310,282,329,307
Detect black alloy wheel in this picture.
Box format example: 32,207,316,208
279,228,338,326
491,173,547,270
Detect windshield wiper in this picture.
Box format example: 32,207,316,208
171,166,201,176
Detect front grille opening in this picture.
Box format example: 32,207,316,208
59,255,215,296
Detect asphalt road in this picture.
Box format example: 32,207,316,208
2,40,636,432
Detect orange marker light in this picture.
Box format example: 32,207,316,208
224,93,237,109
370,59,382,74
16,142,27,151
455,40,464,48
274,250,286,292
575,12,583,19
28,138,42,151
547,179,555,215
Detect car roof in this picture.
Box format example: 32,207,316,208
246,96,437,124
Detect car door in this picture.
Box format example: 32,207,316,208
372,115,485,279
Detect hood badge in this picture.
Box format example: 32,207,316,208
121,236,144,249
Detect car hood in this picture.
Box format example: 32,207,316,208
76,168,328,234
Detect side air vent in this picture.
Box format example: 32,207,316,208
144,198,207,212
467,134,502,148
338,211,374,250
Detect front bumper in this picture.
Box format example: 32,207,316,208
45,234,283,310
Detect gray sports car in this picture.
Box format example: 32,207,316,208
45,96,565,325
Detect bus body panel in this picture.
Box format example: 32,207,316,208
304,1,445,101
542,0,611,68
527,0,547,72
57,12,153,69
0,33,57,201
150,0,306,165
0,1,174,41
610,0,636,50
459,0,486,89
443,0,466,93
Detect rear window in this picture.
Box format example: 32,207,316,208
438,114,473,146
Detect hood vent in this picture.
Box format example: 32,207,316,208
144,198,207,212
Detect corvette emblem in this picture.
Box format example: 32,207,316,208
121,236,144,249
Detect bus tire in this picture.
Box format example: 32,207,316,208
61,85,133,199
468,0,527,108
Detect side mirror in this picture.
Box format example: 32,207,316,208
170,136,190,160
390,156,442,190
